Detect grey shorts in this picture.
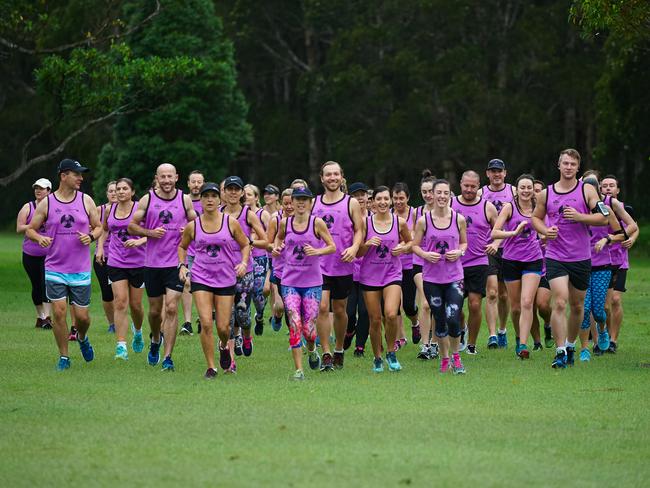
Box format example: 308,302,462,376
46,281,91,307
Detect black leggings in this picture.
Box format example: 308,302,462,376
402,268,418,317
423,281,464,338
346,281,369,348
93,259,114,302
22,252,48,306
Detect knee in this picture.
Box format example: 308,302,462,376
486,289,498,303
114,297,128,312
385,310,398,323
510,303,521,315
553,297,567,312
468,297,481,314
611,295,622,309
165,301,178,315
521,296,534,311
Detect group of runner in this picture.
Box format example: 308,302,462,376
18,149,638,379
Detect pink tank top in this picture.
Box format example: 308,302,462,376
22,201,48,257
422,210,463,284
482,184,514,214
393,207,413,270
45,192,91,273
98,204,111,258
191,215,238,288
311,194,354,277
545,181,591,262
222,205,253,274
281,215,323,287
359,214,403,287
272,214,284,280
107,202,145,269
451,197,490,267
186,198,203,258
413,206,431,268
589,196,612,268
502,201,543,263
252,208,266,259
143,189,188,268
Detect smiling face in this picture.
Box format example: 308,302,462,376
281,194,294,216
224,185,243,206
115,181,134,203
291,196,311,215
517,178,534,203
392,191,408,212
601,177,619,197
420,181,434,206
373,190,391,214
188,173,204,198
351,190,368,210
320,163,343,192
486,169,506,187
433,182,451,209
460,174,480,201
264,192,278,206
156,164,178,193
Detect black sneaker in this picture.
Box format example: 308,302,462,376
180,321,193,336
566,346,576,366
333,351,344,369
466,344,477,355
429,343,440,359
204,368,217,380
353,346,365,357
42,316,52,330
254,316,264,336
606,341,617,354
234,335,244,356
593,344,605,356
533,342,543,351
551,351,567,369
320,352,334,372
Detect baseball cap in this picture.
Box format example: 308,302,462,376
57,158,89,173
291,187,313,198
223,176,244,189
199,182,220,195
263,184,280,195
487,159,506,170
33,178,52,190
348,182,369,194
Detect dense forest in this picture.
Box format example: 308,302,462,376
1,0,648,224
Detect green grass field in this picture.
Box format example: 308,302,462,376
1,232,649,487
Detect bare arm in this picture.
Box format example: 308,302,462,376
306,218,336,256
128,194,163,238
266,215,279,253
531,189,554,238
610,199,638,236
247,210,269,250
25,197,51,247
445,214,467,262
230,218,251,277
564,185,607,226
491,203,519,240
177,221,195,283
183,194,198,222
16,203,30,234
342,198,364,262
391,217,413,256
78,195,102,247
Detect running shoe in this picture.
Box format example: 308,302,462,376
242,336,253,356
225,359,237,374
429,343,440,359
566,346,576,366
487,335,498,349
580,348,591,362
320,352,334,372
114,343,128,361
459,325,468,352
68,327,78,342
292,369,305,381
497,331,508,348
544,327,554,349
234,334,244,356
270,315,282,332
466,344,477,355
254,316,264,336
593,344,605,356
516,344,529,360
42,317,52,330
440,357,450,374
394,339,402,351
78,336,94,362
386,351,402,372
533,342,543,351
353,346,365,357
417,344,431,360
597,329,611,352
333,351,344,369
204,368,217,380
308,349,321,370
148,338,162,366
343,330,356,350
56,356,70,371
35,317,43,329
180,321,193,336
219,345,232,370
606,341,617,354
399,337,407,349
372,357,384,373
107,324,115,333
411,323,421,344
452,355,466,374
161,356,174,372
131,326,144,353
551,351,567,369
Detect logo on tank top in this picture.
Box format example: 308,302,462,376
521,226,532,238
159,210,173,224
206,244,220,257
60,214,75,228
376,244,390,258
435,241,450,254
493,200,503,212
465,216,473,226
117,229,129,242
293,245,306,260
322,214,334,229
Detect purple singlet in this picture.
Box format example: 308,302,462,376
191,215,238,289
413,206,430,268
545,181,591,262
451,197,490,267
359,214,402,287
272,214,284,280
186,198,203,258
311,194,354,277
252,208,266,259
45,192,91,273
143,189,188,268
421,210,463,284
223,205,253,274
107,202,145,268
481,184,514,214
392,207,414,270
502,201,543,262
23,201,48,257
281,215,323,288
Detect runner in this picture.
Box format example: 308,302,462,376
178,182,250,379
100,178,147,360
391,182,420,349
531,149,608,368
480,159,515,348
94,181,117,333
26,159,102,370
358,186,412,372
245,183,271,336
263,184,281,215
451,170,499,355
412,179,468,374
272,187,336,379
180,169,205,336
128,163,198,371
311,161,364,371
344,182,370,356
533,179,554,349
491,174,543,359
17,178,52,329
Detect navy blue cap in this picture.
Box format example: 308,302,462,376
348,182,369,194
199,182,220,195
263,184,280,195
291,187,313,198
58,158,89,173
487,159,506,170
223,176,244,189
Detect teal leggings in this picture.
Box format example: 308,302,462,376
581,270,611,329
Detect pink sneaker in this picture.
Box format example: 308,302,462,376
225,359,237,374
394,340,401,351
399,337,407,348
242,336,253,357
68,327,78,342
440,357,450,373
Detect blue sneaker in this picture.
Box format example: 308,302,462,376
497,331,508,348
56,356,70,371
372,357,384,373
107,324,115,333
161,356,174,372
597,329,610,352
580,348,591,362
270,315,282,332
551,351,567,369
148,337,163,366
132,326,144,353
566,346,576,366
386,351,402,372
114,343,128,361
487,335,498,349
308,349,321,370
78,336,94,362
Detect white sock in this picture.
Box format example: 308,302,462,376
565,341,576,349
498,328,507,335
556,346,567,354
117,341,127,348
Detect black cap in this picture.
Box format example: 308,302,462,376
199,182,220,195
58,158,89,173
223,176,244,189
263,184,280,195
348,182,369,194
291,187,313,198
487,159,506,170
